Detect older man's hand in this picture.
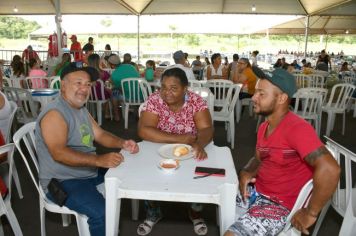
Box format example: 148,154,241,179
97,152,124,168
291,208,318,235
122,139,139,154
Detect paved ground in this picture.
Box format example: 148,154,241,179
2,106,355,236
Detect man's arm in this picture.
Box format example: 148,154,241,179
41,110,124,168
238,151,261,200
291,146,340,234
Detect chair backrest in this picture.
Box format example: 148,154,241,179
7,76,25,88
324,137,356,216
282,179,314,232
293,74,310,89
188,80,202,88
49,76,61,89
121,78,145,104
3,77,11,87
221,84,242,114
294,90,323,118
3,87,38,123
138,79,152,101
204,79,233,107
325,83,356,110
297,87,328,105
309,74,325,88
89,79,107,101
5,101,17,144
12,122,46,199
25,76,49,89
342,76,355,85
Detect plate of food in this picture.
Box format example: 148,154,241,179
157,159,180,173
158,144,194,160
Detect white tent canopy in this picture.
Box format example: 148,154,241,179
1,0,355,16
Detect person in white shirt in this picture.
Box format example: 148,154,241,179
250,50,259,67
167,50,196,81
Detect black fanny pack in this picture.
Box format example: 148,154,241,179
47,178,68,207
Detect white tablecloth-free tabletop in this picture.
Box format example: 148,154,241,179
30,89,59,110
105,141,237,236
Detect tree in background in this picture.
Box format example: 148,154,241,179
0,16,40,39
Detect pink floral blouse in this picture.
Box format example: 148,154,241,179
143,90,208,135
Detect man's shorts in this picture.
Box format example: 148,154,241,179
227,191,290,236
112,88,123,100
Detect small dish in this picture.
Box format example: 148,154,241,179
158,159,180,173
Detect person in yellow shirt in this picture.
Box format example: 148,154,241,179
232,58,257,99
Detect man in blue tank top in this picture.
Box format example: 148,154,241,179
35,62,139,236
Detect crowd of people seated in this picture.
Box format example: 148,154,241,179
0,35,352,236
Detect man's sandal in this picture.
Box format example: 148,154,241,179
190,218,208,235
137,217,162,236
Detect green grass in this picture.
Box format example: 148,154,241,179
1,34,355,58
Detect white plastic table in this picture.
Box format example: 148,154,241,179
30,89,59,110
105,141,237,236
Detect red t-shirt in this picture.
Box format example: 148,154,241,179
70,42,83,62
255,111,323,210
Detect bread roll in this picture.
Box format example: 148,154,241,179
173,145,189,157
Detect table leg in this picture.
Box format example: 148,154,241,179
218,183,237,236
105,177,121,236
131,199,140,220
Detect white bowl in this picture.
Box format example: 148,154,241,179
158,159,179,173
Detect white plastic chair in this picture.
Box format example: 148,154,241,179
309,74,326,88
278,180,313,236
138,79,152,101
297,88,328,106
13,122,90,236
213,84,241,149
341,76,355,84
3,101,23,199
294,90,323,136
312,137,356,236
188,80,202,88
321,83,355,136
3,87,39,124
0,143,23,236
49,76,61,89
87,80,113,126
235,97,254,123
4,76,25,89
293,74,310,89
25,76,49,89
121,78,147,129
204,79,233,108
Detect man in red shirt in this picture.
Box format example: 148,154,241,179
22,45,41,74
225,68,340,236
22,45,41,64
69,35,82,62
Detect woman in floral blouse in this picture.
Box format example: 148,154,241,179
137,67,213,236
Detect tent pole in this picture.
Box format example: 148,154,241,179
54,0,63,57
304,16,310,57
137,15,140,63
